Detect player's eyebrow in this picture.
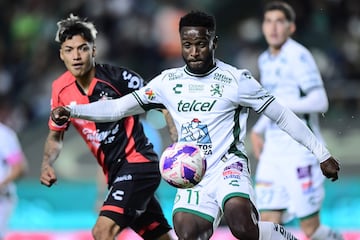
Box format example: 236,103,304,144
62,43,89,49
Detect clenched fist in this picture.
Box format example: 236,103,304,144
51,106,71,126
320,157,340,182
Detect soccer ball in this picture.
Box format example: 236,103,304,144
159,142,206,188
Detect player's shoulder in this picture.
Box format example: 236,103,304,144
215,59,253,81
0,123,16,138
258,50,269,64
154,65,185,81
162,65,184,75
52,71,76,90
283,38,313,60
95,63,143,81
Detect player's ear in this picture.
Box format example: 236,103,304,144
92,45,96,58
290,23,296,35
59,49,64,61
212,36,218,50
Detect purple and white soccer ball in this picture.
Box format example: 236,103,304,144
159,142,206,188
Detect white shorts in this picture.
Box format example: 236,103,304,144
0,196,15,238
172,153,256,228
255,140,325,222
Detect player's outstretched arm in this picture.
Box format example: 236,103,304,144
52,93,145,124
262,100,340,181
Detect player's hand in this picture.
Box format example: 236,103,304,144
51,106,70,125
40,165,57,187
320,157,340,182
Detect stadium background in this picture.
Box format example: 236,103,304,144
1,0,359,239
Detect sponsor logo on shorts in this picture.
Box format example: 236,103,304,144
223,162,243,180
114,174,133,183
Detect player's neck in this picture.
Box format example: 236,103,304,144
269,46,281,56
76,67,95,95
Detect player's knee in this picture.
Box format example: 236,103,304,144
92,224,115,240
92,224,103,240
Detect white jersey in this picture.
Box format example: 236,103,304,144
0,123,23,199
258,38,325,151
133,59,274,173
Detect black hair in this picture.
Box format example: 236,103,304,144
179,11,216,33
55,14,97,44
263,1,296,22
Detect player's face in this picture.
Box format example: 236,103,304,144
180,26,217,74
262,10,295,53
60,35,95,79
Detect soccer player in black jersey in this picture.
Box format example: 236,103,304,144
40,14,173,240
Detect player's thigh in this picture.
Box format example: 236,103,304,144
130,196,172,240
173,211,213,239
223,196,260,239
101,162,161,228
285,161,325,218
255,156,288,211
172,185,220,230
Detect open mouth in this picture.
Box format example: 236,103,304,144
72,63,83,69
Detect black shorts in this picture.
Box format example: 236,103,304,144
100,161,171,239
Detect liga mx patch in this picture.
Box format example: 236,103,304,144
144,88,155,100
223,162,243,180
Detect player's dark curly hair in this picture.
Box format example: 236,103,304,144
55,14,97,44
179,11,216,33
263,1,296,22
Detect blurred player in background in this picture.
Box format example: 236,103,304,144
50,10,340,240
0,122,28,240
39,14,172,240
250,1,344,240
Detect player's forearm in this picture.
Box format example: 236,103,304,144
69,93,145,122
41,132,63,169
263,100,331,163
283,88,329,114
162,109,178,142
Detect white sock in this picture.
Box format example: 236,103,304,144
310,225,344,240
258,221,299,240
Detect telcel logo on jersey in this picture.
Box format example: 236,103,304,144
177,100,217,112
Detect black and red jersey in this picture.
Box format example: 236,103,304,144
49,63,158,183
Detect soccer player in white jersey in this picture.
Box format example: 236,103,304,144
50,10,340,240
250,2,344,240
0,122,27,240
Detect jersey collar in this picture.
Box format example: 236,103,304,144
184,62,218,77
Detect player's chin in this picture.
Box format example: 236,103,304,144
187,62,206,74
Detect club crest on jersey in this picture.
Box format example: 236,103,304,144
144,88,156,100
99,91,112,100
210,84,224,97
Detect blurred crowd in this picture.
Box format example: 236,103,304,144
0,0,359,132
